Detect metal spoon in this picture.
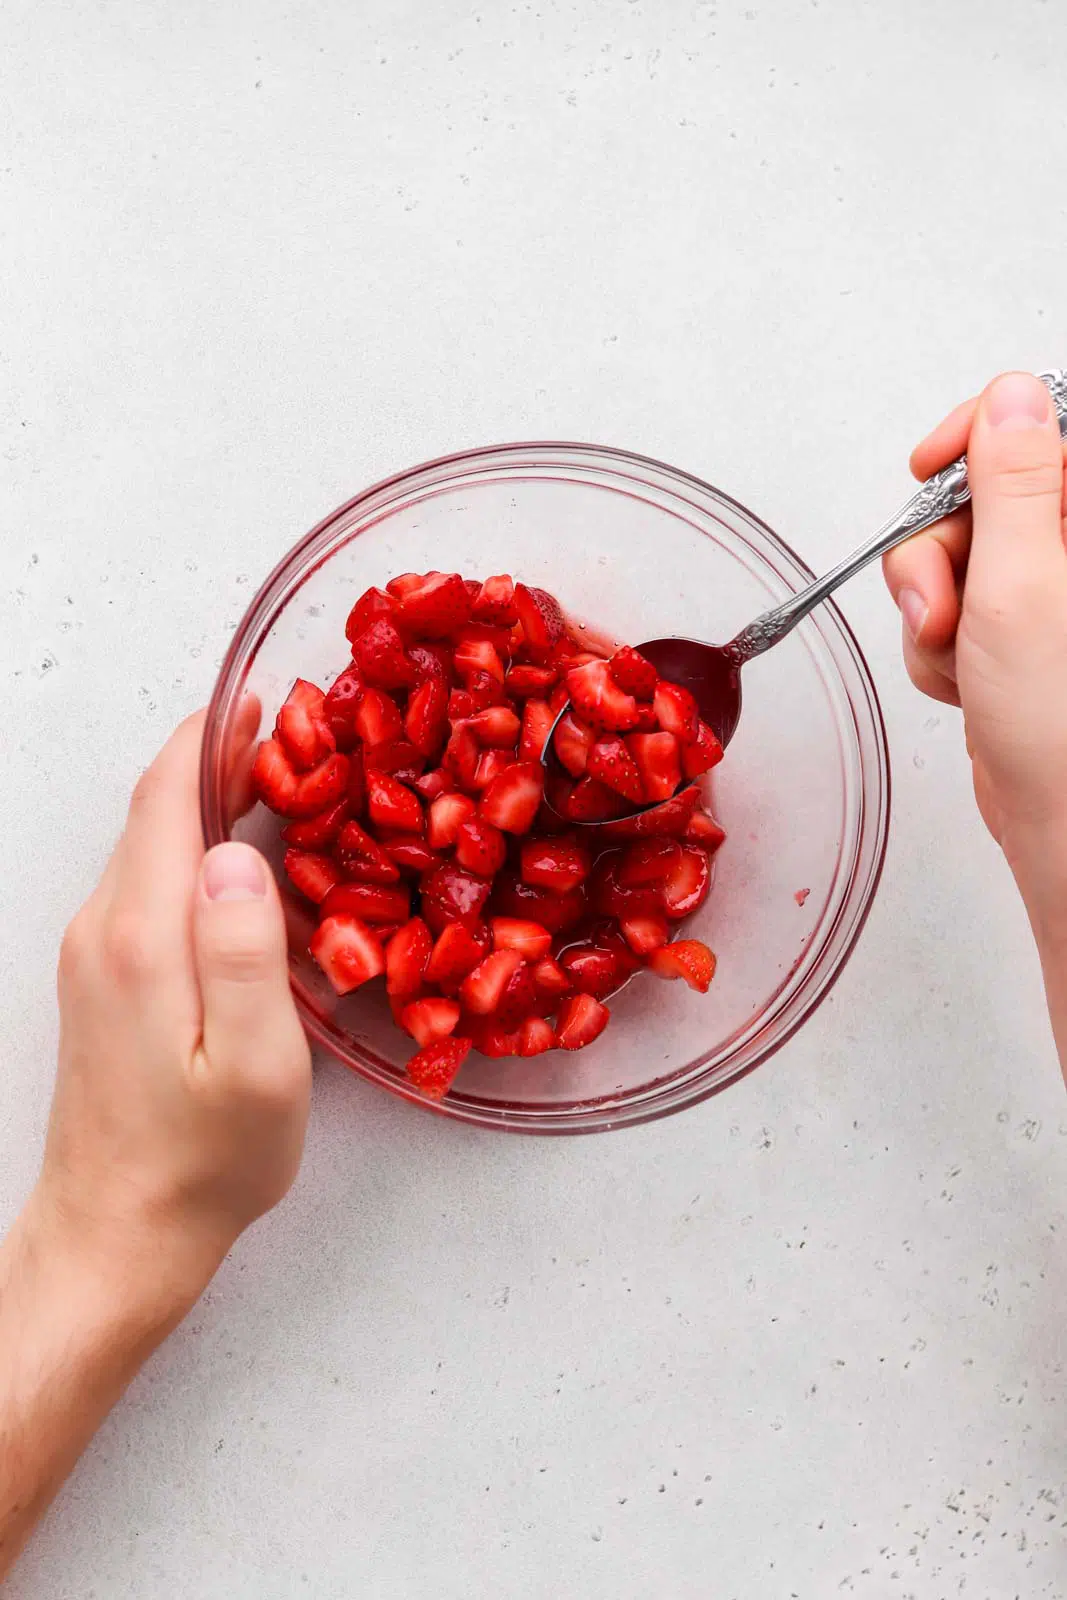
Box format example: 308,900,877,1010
544,367,1067,824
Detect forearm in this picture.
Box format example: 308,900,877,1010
0,1195,195,1582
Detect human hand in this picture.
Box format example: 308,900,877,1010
34,708,312,1319
882,371,1067,914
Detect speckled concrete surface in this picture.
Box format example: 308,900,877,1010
2,2,1066,1595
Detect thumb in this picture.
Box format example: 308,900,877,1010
193,842,311,1101
964,371,1066,624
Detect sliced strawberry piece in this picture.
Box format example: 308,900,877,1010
275,679,336,772
366,771,423,834
465,670,508,711
532,956,573,1002
513,583,564,660
320,882,411,924
520,837,591,893
405,676,450,758
310,915,385,995
561,776,627,822
454,815,507,877
407,642,453,684
560,944,628,1001
281,799,350,850
363,739,426,784
337,819,402,884
479,760,545,834
685,809,727,851
385,916,433,998
454,635,505,684
385,572,424,600
443,721,482,791
590,855,665,919
345,586,398,644
354,686,404,746
468,706,521,748
626,731,681,803
549,679,572,716
380,835,441,874
284,849,341,904
566,660,639,732
492,871,587,933
619,913,670,955
653,681,699,745
401,996,462,1047
505,663,558,698
471,573,518,624
608,645,658,701
552,710,595,777
287,753,350,819
322,665,365,749
587,735,644,802
617,837,683,887
406,1036,472,1098
631,703,659,731
495,960,537,1027
556,993,610,1050
600,784,700,841
428,791,477,849
467,1017,522,1058
472,748,513,791
648,938,716,992
682,720,724,778
491,917,553,961
252,737,299,814
518,1015,555,1056
394,571,471,637
420,862,492,930
661,845,711,919
447,688,476,721
425,920,491,987
459,949,525,1015
347,747,366,815
351,618,416,689
415,768,454,802
519,698,555,762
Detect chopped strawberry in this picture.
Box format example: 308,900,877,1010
682,720,724,779
322,665,365,749
386,572,424,600
415,768,454,802
600,784,700,841
549,679,572,715
252,737,299,814
495,960,537,1027
275,679,336,772
380,835,441,874
520,836,591,893
587,735,644,802
405,676,450,758
631,703,659,731
454,815,507,877
685,809,727,850
425,920,491,987
513,583,564,659
560,944,627,1001
354,686,404,746
492,870,587,933
661,846,711,919
519,698,555,762
617,837,682,887
385,916,433,998
608,645,658,701
653,681,699,744
472,749,513,791
284,752,350,819
556,993,610,1050
532,956,573,1002
337,819,402,884
351,618,416,689
561,776,627,823
457,621,515,654
320,882,412,925
479,761,545,834
393,571,471,637
471,574,518,624
401,996,462,1047
347,747,366,814
459,948,525,1015
648,938,716,992
310,915,386,995
566,660,639,732
468,706,521,748
345,586,398,644
619,913,670,955
465,670,508,710
506,663,557,697
420,861,493,930
454,635,505,684
590,854,665,919
407,642,453,684
467,1017,522,1058
626,731,681,803
552,710,595,777
518,1015,555,1056
406,1036,472,1098
448,689,476,721
428,791,477,849
491,917,553,961
281,799,350,850
443,722,482,791
284,849,341,904
363,739,426,784
366,771,424,834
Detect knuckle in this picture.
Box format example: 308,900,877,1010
58,908,95,984
201,917,278,984
102,909,165,984
987,453,1063,502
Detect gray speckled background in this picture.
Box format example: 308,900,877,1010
2,2,1066,1595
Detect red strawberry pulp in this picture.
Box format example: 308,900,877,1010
251,573,726,1100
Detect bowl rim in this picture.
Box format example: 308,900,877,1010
201,439,891,1135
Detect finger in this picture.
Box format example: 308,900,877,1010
909,396,978,481
883,507,969,652
193,842,311,1104
964,372,1067,621
113,711,208,921
902,628,961,707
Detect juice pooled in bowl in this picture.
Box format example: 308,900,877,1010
249,570,726,1100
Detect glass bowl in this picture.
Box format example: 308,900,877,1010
201,443,889,1134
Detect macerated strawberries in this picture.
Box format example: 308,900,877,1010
249,571,726,1098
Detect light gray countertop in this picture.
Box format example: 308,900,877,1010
2,2,1065,1595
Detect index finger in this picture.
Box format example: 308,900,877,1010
909,395,978,481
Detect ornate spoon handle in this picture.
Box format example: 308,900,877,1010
729,369,1067,664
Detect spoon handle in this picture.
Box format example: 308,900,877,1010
729,368,1067,663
